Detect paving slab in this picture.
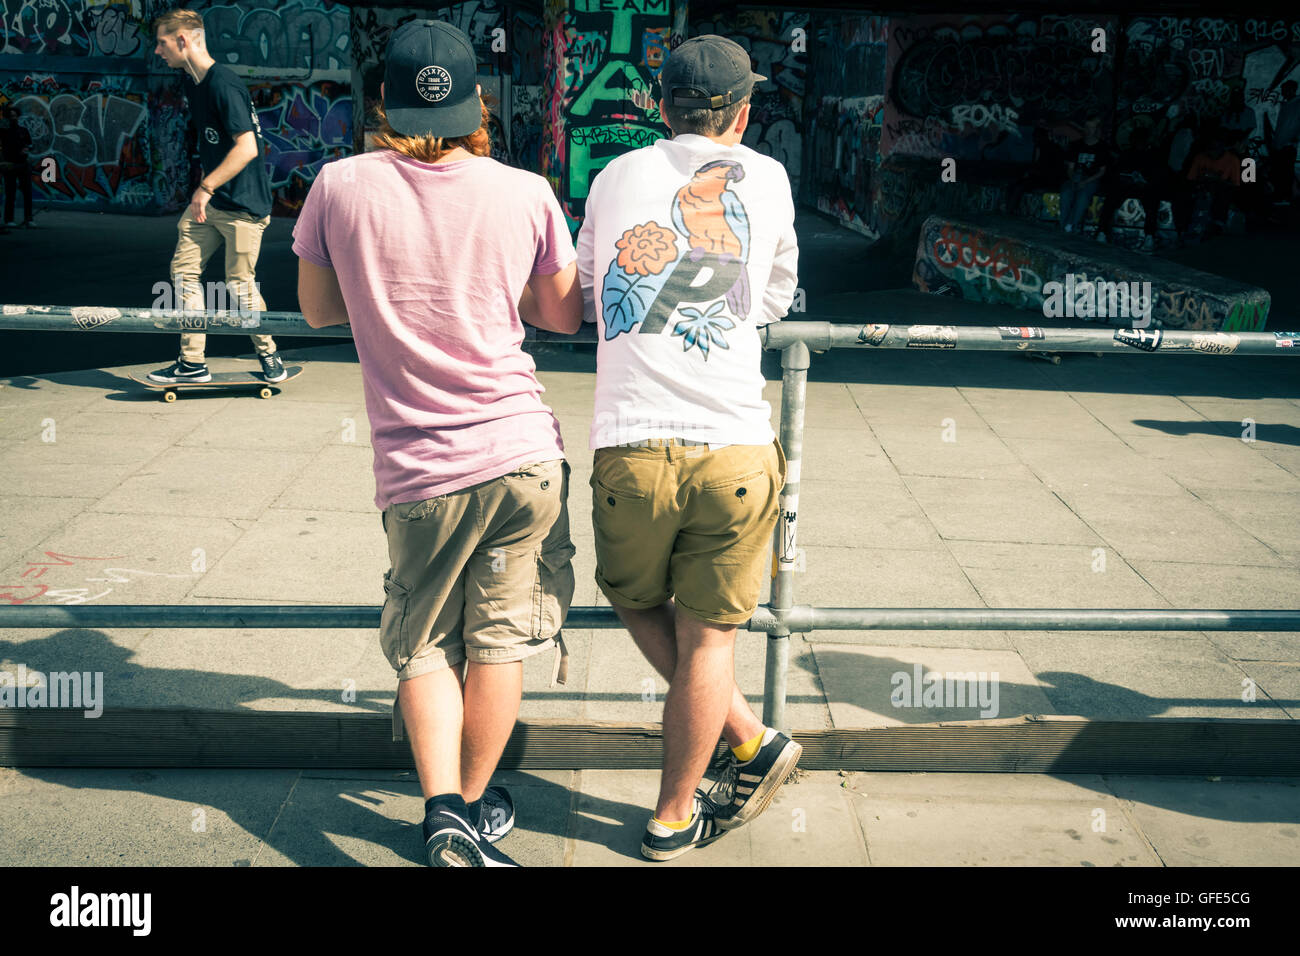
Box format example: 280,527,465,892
797,479,942,551
0,511,243,607
190,508,386,603
0,430,175,499
1132,561,1300,609
902,475,1102,545
1234,661,1300,719
92,445,316,519
1004,437,1188,496
873,428,1039,481
0,767,295,867
1010,631,1290,720
1107,776,1300,866
845,771,1162,866
1059,488,1288,566
271,443,380,513
0,494,95,573
795,545,983,607
175,399,358,453
947,540,1170,609
809,644,1053,725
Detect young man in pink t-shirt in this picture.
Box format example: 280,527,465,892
293,20,581,867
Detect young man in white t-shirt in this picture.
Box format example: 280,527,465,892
577,35,802,861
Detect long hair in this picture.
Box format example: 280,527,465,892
370,98,493,163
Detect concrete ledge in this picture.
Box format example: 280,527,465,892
3,711,1297,773
913,213,1270,331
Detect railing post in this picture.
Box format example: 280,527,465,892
765,339,811,731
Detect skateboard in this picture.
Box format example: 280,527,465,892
131,365,304,402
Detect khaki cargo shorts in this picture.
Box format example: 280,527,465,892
380,458,576,740
591,438,786,626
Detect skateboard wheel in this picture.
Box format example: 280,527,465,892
163,390,177,403
258,387,272,399
1050,355,1061,365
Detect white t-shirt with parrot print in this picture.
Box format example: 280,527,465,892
577,132,799,450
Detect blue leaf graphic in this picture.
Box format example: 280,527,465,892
600,255,680,340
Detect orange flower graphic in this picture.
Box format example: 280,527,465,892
615,221,678,277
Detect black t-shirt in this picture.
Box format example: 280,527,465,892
184,64,272,218
1066,140,1111,179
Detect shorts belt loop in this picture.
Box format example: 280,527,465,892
550,630,569,686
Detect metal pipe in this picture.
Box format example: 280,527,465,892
758,319,1297,355
1,604,1294,632
801,607,1300,632
7,305,1295,356
763,340,812,731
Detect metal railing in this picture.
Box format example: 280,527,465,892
3,298,1298,730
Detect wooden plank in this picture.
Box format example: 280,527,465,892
2,711,1298,773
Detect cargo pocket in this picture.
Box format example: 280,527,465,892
533,539,577,640
379,569,412,670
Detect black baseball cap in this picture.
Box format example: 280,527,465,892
383,20,481,138
659,35,765,109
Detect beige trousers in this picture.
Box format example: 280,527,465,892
170,206,276,363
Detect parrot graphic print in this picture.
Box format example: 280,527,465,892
600,160,752,359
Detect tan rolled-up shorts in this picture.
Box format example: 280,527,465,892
591,438,786,626
380,458,576,740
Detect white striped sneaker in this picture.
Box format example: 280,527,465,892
640,791,726,861
709,728,803,830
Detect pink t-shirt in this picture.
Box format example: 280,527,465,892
292,150,576,510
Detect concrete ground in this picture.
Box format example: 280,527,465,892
1,336,1297,865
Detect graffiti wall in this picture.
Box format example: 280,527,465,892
1,0,147,56
202,0,351,71
883,14,1116,163
690,9,807,195
805,15,887,234
0,0,356,213
1117,16,1300,176
0,70,156,207
250,79,349,215
0,0,157,210
542,0,679,230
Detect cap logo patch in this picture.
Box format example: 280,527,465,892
415,65,452,103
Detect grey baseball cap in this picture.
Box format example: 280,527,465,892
659,35,766,109
383,20,481,138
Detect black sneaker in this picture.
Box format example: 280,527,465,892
147,361,211,384
640,790,726,862
473,786,515,844
258,352,287,382
709,728,803,831
424,804,519,867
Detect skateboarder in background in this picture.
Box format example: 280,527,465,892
147,8,285,385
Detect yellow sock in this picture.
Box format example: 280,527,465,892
732,729,765,764
652,811,695,831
